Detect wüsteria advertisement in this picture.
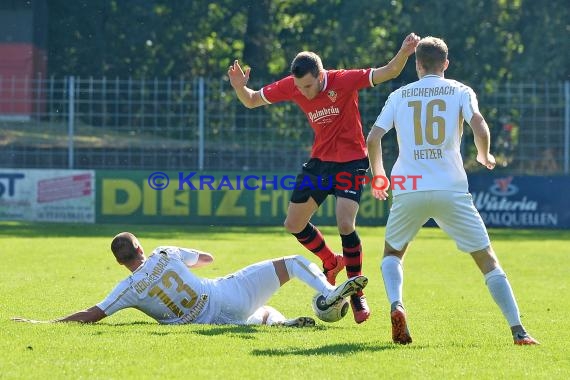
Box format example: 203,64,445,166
468,175,570,228
0,169,95,223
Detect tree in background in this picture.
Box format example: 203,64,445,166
46,1,568,83
512,0,569,81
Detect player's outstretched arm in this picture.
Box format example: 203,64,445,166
371,33,420,85
191,250,214,268
470,113,496,170
366,127,390,200
227,59,266,109
12,305,107,324
180,248,214,268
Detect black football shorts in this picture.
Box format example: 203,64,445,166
290,157,369,205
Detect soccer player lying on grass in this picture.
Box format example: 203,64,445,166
12,232,367,327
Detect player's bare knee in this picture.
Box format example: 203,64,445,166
283,218,302,234
384,241,405,259
470,246,499,274
272,258,290,286
283,221,295,233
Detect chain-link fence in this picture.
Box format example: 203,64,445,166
1,76,568,175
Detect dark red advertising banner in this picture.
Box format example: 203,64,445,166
0,0,47,118
0,43,47,116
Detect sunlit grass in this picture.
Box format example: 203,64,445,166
1,223,568,379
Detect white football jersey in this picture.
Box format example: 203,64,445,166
373,74,479,194
97,246,219,324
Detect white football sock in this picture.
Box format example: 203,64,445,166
284,255,334,295
484,267,522,327
381,255,404,305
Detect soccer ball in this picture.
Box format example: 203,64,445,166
311,293,349,323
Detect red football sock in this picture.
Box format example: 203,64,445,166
341,231,363,295
293,223,336,269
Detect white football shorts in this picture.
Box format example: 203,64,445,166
385,190,491,253
211,259,280,324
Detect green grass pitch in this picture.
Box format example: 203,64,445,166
1,222,568,379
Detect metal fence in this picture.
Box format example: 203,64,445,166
1,76,569,175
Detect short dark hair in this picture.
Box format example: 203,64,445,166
416,36,448,73
290,51,323,78
111,232,141,264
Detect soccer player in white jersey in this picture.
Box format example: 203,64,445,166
366,36,538,345
12,232,367,326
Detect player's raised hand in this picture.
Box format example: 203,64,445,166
477,152,496,170
227,60,251,89
400,33,420,56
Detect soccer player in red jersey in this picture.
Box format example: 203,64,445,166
228,33,419,323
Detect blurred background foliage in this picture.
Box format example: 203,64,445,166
47,0,569,84
0,1,566,173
